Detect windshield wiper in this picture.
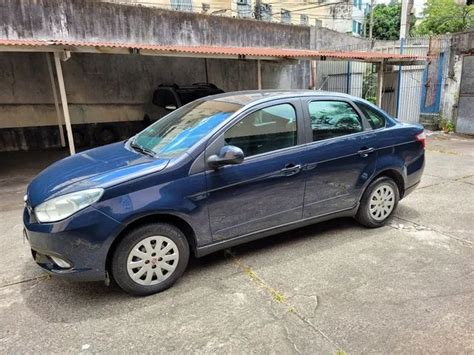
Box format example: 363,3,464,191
129,139,156,157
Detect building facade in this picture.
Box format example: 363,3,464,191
106,0,368,35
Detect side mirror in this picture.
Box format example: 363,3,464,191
207,145,244,169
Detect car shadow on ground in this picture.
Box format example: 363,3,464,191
395,202,423,219
19,217,373,323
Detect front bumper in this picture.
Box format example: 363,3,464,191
23,206,123,282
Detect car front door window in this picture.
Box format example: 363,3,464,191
224,103,297,157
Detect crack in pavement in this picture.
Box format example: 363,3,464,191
401,173,474,195
392,216,473,247
421,173,474,188
283,323,303,354
0,274,50,289
225,250,344,353
380,289,474,306
426,148,462,156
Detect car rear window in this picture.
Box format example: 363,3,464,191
356,102,386,129
308,101,363,142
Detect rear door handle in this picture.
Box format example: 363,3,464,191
280,163,302,176
358,147,375,158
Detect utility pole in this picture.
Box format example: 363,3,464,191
369,0,375,40
396,0,413,118
255,0,262,20
399,0,413,39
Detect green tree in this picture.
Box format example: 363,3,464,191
365,3,402,40
416,0,474,35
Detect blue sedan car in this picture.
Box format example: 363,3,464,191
24,91,425,296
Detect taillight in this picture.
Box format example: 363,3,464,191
416,131,426,149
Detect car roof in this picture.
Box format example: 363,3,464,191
208,90,359,106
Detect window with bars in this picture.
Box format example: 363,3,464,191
237,0,253,18
170,0,193,12
281,9,291,24
261,3,273,21
352,20,362,34
353,0,362,9
300,14,309,26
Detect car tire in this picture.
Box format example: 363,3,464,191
356,176,400,228
111,223,190,296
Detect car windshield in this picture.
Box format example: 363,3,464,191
132,99,242,157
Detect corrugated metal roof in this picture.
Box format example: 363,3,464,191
0,39,427,63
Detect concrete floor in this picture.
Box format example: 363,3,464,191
0,133,473,353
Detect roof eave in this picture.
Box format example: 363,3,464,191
0,40,428,65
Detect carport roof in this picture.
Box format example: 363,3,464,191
0,39,427,65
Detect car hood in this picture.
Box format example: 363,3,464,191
27,141,169,207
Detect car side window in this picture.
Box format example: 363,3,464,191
224,103,297,157
356,102,386,129
308,101,363,142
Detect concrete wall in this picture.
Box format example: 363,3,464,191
0,52,307,129
1,0,371,51
1,0,310,49
0,53,203,129
456,55,474,134
0,51,307,150
440,31,474,132
310,26,370,50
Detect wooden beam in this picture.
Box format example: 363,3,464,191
53,52,75,155
45,53,65,147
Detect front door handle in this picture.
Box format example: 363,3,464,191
281,163,302,176
358,147,375,158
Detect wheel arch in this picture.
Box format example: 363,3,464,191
368,168,406,199
105,213,198,273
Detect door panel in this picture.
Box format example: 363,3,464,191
301,133,377,218
301,99,376,218
205,101,306,241
206,148,306,240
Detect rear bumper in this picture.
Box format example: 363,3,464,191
23,206,123,282
403,150,425,198
403,181,420,198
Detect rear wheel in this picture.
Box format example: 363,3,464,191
111,223,189,296
356,176,400,228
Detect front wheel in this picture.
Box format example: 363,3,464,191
111,223,190,296
356,176,400,228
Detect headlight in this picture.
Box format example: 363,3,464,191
34,188,104,223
